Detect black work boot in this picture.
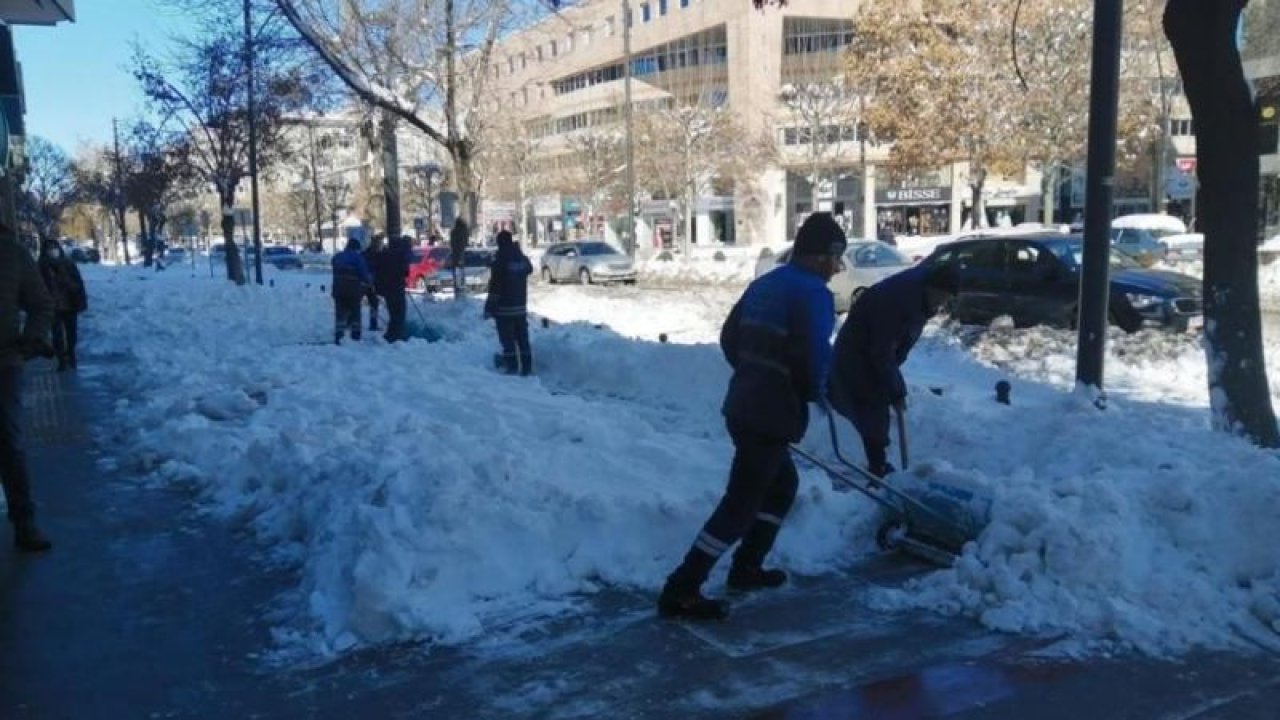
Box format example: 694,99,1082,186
727,565,788,591
657,577,729,621
14,524,52,553
519,354,533,376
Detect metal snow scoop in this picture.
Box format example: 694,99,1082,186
789,410,991,568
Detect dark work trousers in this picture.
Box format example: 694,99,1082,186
383,290,408,342
366,292,381,331
668,422,799,591
495,315,532,375
847,400,891,470
334,294,363,341
0,365,35,527
52,311,79,366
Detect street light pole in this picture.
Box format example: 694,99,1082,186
245,0,265,285
1075,0,1125,399
622,0,637,257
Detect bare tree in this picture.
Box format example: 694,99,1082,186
272,0,533,233
18,136,80,244
1165,0,1278,447
121,123,196,266
559,130,624,238
133,19,309,283
479,116,547,245
776,78,863,218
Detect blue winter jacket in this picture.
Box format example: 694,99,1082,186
485,245,533,317
828,264,932,414
331,247,373,300
720,262,835,442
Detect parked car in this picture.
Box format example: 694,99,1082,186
208,243,227,266
1109,214,1188,267
407,247,452,291
258,245,303,270
540,241,637,285
163,247,189,265
410,248,493,292
67,245,101,264
754,239,913,313
919,232,1203,333
1161,233,1204,264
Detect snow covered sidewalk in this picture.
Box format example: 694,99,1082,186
81,266,1280,662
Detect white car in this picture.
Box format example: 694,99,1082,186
754,240,913,313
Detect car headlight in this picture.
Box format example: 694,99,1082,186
1125,293,1164,310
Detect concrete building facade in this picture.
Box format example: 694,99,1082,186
478,0,1195,250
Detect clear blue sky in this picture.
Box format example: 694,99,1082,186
13,0,195,154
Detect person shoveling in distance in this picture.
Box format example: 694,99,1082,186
658,213,847,621
827,263,959,478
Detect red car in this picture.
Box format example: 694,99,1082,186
407,247,451,291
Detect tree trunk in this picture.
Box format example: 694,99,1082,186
115,208,131,265
1042,163,1057,225
1166,0,1279,447
381,111,402,240
685,183,695,258
139,212,153,267
220,198,246,285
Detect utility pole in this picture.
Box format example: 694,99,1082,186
245,0,264,285
622,0,637,257
1075,0,1125,399
382,111,402,240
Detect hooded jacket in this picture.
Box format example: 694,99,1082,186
1,239,54,367
37,240,88,314
331,239,373,300
484,234,532,317
828,264,933,413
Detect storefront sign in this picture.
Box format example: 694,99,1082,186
642,200,674,216
695,196,735,213
533,195,561,217
876,186,951,205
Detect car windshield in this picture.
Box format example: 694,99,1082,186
578,242,617,256
428,248,450,261
1043,238,1141,270
850,242,910,267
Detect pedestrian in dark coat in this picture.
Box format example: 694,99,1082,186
877,224,897,247
827,264,958,477
1,231,55,552
659,212,847,621
331,237,373,344
449,218,470,293
373,234,415,342
363,233,384,331
36,239,88,371
484,231,533,375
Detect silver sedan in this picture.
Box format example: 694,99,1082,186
754,240,913,312
540,241,637,285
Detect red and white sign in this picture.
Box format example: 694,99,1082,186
1176,157,1197,173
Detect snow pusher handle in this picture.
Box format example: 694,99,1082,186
895,406,909,471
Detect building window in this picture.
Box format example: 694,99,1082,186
1171,118,1195,136
523,87,529,106
680,0,689,6
783,17,855,55
521,53,527,69
659,0,668,15
565,34,573,52
537,46,544,61
582,28,592,45
508,56,515,73
551,40,558,57
641,3,651,22
604,16,614,36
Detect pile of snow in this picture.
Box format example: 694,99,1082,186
78,264,1280,660
635,250,759,286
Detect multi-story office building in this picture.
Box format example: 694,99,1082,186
480,0,1193,249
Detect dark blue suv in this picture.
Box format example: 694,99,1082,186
920,232,1203,333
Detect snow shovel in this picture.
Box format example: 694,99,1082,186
895,405,909,471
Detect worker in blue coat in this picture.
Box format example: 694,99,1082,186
827,263,958,477
331,237,374,344
484,231,534,374
659,213,847,621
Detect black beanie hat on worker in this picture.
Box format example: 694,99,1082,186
793,212,847,256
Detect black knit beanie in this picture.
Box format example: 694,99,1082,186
793,212,847,256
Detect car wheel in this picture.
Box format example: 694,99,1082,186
542,266,554,284
578,267,591,285
1110,301,1144,334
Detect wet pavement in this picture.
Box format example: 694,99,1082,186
2,363,1279,719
